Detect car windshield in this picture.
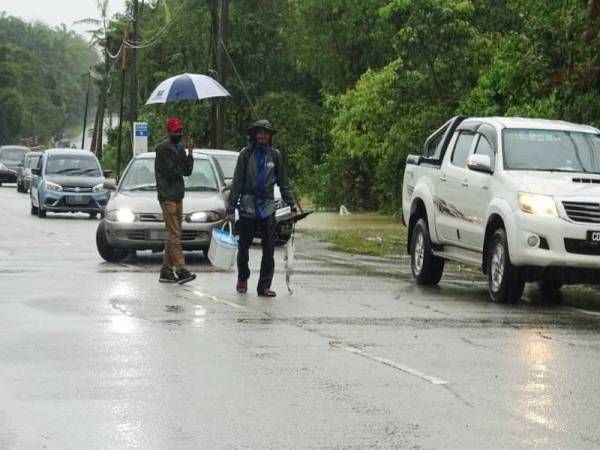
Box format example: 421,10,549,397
213,155,238,179
0,148,28,162
45,154,101,176
120,158,219,192
503,129,600,173
26,156,40,168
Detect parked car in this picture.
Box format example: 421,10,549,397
96,152,228,262
30,149,110,219
16,151,43,193
403,116,600,303
195,148,294,244
0,145,30,185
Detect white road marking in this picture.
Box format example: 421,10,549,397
192,289,247,310
329,341,448,385
565,306,600,317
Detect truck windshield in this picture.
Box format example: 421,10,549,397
503,129,600,173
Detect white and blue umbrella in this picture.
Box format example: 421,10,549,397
145,73,230,105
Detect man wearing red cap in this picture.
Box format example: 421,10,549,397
155,116,196,284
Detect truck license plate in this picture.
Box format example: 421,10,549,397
587,231,600,243
148,229,167,241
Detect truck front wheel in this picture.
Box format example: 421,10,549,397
487,228,525,303
410,218,444,286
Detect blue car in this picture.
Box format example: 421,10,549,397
30,149,111,219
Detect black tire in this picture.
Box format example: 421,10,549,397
96,221,128,262
487,228,525,303
30,202,38,215
410,218,444,286
88,212,98,219
275,234,291,246
37,206,46,218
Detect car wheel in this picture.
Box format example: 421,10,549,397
96,221,128,262
30,202,38,215
88,212,98,219
275,234,291,246
410,218,444,286
487,228,524,303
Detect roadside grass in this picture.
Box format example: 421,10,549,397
297,212,407,257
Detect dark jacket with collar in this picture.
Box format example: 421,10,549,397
227,144,295,218
154,140,194,203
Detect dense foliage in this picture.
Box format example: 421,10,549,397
0,14,97,145
7,1,600,213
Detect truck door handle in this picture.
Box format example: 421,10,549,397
440,175,447,182
462,180,469,187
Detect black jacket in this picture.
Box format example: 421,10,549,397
228,144,295,218
154,140,194,203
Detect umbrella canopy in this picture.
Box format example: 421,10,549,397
145,73,230,105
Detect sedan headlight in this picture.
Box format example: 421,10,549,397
93,183,107,193
518,192,558,218
107,208,136,223
45,181,63,192
186,211,221,223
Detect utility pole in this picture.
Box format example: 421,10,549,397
129,0,139,159
117,32,128,179
209,0,229,148
81,71,91,150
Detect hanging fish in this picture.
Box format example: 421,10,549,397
284,226,295,294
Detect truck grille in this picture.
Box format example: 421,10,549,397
562,201,600,224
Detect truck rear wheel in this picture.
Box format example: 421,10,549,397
410,218,444,286
487,228,524,303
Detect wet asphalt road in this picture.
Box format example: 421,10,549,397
1,185,600,449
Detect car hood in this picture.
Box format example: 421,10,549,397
507,171,600,198
45,175,104,188
108,191,226,213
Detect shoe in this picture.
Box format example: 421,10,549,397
159,270,178,283
176,268,196,285
236,279,248,293
257,289,277,298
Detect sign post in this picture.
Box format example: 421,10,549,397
133,122,149,156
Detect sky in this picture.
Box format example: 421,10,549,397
0,0,128,35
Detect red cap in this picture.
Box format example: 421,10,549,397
167,117,184,134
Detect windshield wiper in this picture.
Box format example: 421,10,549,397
187,186,218,192
127,184,157,191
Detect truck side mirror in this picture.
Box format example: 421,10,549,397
103,179,117,191
467,154,493,174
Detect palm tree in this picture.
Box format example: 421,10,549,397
76,0,115,160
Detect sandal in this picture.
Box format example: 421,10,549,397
236,279,248,294
258,289,277,298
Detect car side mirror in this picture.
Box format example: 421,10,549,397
223,179,233,190
103,179,117,191
31,168,41,176
467,154,493,174
103,169,113,178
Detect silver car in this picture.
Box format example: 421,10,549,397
195,148,293,244
96,152,228,262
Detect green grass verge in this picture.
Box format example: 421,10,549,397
303,228,408,257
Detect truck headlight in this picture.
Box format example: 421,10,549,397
45,181,63,192
186,211,221,223
107,208,136,223
518,193,558,218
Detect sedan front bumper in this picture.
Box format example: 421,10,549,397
41,191,110,214
104,219,225,251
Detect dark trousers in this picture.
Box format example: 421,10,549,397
237,215,276,292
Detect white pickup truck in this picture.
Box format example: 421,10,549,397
402,116,600,303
